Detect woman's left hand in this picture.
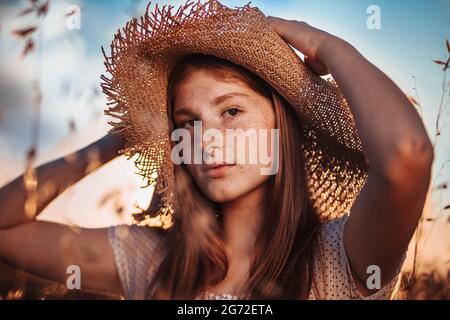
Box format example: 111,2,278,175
266,16,346,76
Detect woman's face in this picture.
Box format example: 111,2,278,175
172,69,276,203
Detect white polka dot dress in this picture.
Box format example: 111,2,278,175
308,215,404,299
107,215,404,300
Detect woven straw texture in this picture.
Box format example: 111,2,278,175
101,0,369,222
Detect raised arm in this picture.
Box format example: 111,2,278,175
266,17,433,293
0,132,126,295
0,132,125,229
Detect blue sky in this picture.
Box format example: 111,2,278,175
1,0,449,186
0,1,448,264
11,0,448,144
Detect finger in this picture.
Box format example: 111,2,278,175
265,17,317,58
304,57,329,76
265,16,290,37
266,16,310,38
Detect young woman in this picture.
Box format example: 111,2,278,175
0,3,433,300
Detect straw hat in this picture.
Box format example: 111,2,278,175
101,0,369,222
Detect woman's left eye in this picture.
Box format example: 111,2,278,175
224,107,241,117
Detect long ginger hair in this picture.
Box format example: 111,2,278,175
148,53,321,299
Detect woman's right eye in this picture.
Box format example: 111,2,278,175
182,119,196,128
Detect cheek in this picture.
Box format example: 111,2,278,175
233,110,275,131
249,100,276,130
260,107,276,130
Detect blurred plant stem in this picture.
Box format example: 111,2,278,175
412,39,450,279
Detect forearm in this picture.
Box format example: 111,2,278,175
0,133,124,229
318,37,433,177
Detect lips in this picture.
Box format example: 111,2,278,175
204,163,235,178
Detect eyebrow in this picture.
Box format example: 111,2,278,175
212,92,248,105
173,92,249,117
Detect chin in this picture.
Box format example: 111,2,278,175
202,184,244,203
201,177,267,203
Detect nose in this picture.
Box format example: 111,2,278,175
195,120,226,164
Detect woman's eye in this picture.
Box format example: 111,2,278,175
177,119,195,128
185,120,195,127
225,108,240,117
